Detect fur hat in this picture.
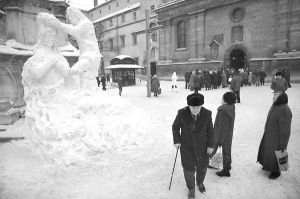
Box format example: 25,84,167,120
275,72,282,76
187,93,204,106
223,92,237,105
273,93,288,106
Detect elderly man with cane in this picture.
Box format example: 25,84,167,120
172,93,215,199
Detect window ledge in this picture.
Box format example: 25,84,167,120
176,48,187,51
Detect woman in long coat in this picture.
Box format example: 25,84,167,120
171,72,178,92
189,71,196,91
257,93,292,179
151,74,160,97
221,71,227,88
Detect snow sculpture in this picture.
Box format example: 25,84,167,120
22,10,144,165
38,6,101,89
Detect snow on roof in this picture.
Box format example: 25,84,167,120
112,55,135,60
105,64,143,69
0,40,79,57
157,0,185,10
92,2,140,23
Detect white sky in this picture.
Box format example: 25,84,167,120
67,0,106,10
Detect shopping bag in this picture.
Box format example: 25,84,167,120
228,77,232,82
158,88,161,95
209,147,223,169
275,150,289,171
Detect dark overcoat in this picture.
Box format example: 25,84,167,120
213,104,235,162
151,77,160,93
172,106,214,171
257,95,292,172
230,75,241,91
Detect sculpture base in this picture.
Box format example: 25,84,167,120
0,108,21,125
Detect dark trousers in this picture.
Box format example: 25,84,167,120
183,168,207,189
260,78,265,85
102,85,106,90
185,81,189,89
233,90,240,103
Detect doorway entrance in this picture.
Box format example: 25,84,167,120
150,61,157,76
229,49,245,71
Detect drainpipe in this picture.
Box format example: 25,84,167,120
286,0,291,52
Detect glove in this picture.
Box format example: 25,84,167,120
174,143,181,149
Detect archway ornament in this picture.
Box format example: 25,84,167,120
223,41,252,71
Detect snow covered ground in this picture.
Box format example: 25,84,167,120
1,80,299,199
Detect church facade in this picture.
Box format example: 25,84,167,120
155,0,300,80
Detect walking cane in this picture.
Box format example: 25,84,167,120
169,146,179,190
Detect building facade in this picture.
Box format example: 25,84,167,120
155,0,300,80
87,0,161,75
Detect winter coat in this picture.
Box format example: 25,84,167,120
172,72,178,86
213,104,235,151
189,73,195,88
271,78,288,93
230,75,241,91
257,93,292,172
101,76,106,86
172,106,214,171
194,75,201,88
151,77,160,93
185,71,191,82
248,73,253,83
221,73,227,87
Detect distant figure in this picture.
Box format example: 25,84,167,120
229,72,242,103
260,69,267,85
151,74,160,97
96,76,100,87
271,72,288,103
221,71,227,88
189,71,196,91
117,77,123,96
107,74,110,83
248,72,253,86
257,93,292,179
171,72,178,93
185,70,191,89
101,75,106,90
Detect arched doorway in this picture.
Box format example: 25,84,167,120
230,49,245,71
223,41,251,71
150,61,157,76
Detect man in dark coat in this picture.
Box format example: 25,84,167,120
257,93,292,179
101,75,106,90
96,76,100,87
151,74,160,97
209,92,236,177
185,70,191,89
172,93,214,198
229,71,242,103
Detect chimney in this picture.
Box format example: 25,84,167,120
94,0,98,7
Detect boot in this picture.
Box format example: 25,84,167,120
269,172,281,179
197,183,206,193
216,169,230,177
188,188,195,199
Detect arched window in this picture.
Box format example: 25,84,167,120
177,21,186,48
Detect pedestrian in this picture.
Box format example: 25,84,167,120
171,72,178,92
172,93,214,198
260,69,267,85
229,71,241,103
257,93,292,179
248,71,253,86
271,72,288,103
117,77,123,96
189,71,196,91
101,75,106,90
107,74,110,83
151,74,160,97
221,71,227,88
209,92,236,177
185,70,191,89
96,76,100,87
193,74,201,93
